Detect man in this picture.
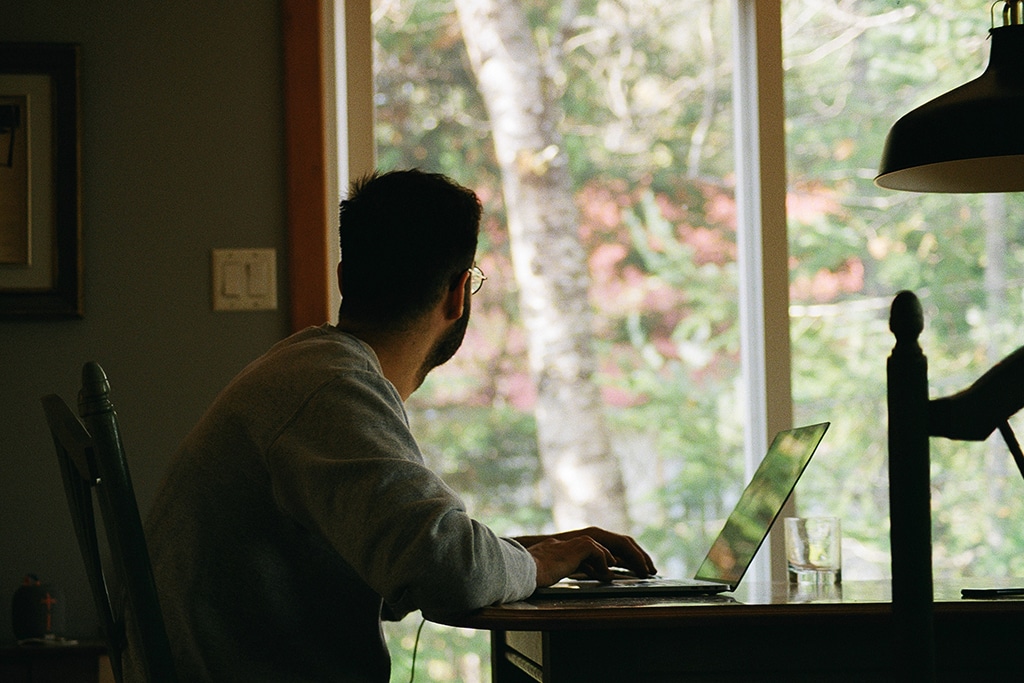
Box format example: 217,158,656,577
128,170,655,682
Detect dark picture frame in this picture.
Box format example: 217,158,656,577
0,43,81,319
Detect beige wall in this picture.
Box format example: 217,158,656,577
1,2,291,641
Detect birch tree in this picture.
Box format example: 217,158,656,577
452,0,628,530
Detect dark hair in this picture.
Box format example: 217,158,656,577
338,169,481,329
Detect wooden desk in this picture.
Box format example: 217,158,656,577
439,579,1024,682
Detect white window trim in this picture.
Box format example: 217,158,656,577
327,0,377,322
732,0,793,585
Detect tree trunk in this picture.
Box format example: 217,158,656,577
453,0,628,531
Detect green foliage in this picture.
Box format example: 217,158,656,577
784,0,1024,581
373,0,499,188
383,617,490,683
407,403,552,534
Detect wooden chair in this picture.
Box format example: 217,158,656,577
887,290,1024,681
41,361,176,682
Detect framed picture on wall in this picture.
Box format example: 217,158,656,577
0,43,81,319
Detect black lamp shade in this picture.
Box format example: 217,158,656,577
876,24,1024,193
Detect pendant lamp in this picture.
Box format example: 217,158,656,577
876,2,1024,193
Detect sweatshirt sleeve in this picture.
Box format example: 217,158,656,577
263,370,537,619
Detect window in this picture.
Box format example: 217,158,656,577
364,1,785,679
326,0,1024,680
784,0,1024,580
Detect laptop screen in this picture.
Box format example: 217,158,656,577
694,422,829,589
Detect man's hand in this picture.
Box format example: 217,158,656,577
515,527,657,588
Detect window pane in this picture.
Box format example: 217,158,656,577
372,0,741,678
785,0,1024,580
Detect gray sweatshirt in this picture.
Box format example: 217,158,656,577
126,325,536,682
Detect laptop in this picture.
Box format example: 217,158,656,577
532,422,830,598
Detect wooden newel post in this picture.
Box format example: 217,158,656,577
887,291,936,680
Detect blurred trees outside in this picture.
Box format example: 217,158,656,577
454,0,629,532
371,0,1024,680
783,0,1024,582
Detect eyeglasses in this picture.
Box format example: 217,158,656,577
469,265,487,294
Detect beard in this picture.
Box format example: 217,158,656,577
417,292,471,384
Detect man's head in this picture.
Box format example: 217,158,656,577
337,169,481,332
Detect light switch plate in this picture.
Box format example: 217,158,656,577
211,248,278,311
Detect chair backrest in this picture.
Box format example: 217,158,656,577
887,290,1024,682
886,290,935,680
41,361,176,682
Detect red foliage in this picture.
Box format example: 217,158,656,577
790,258,865,302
